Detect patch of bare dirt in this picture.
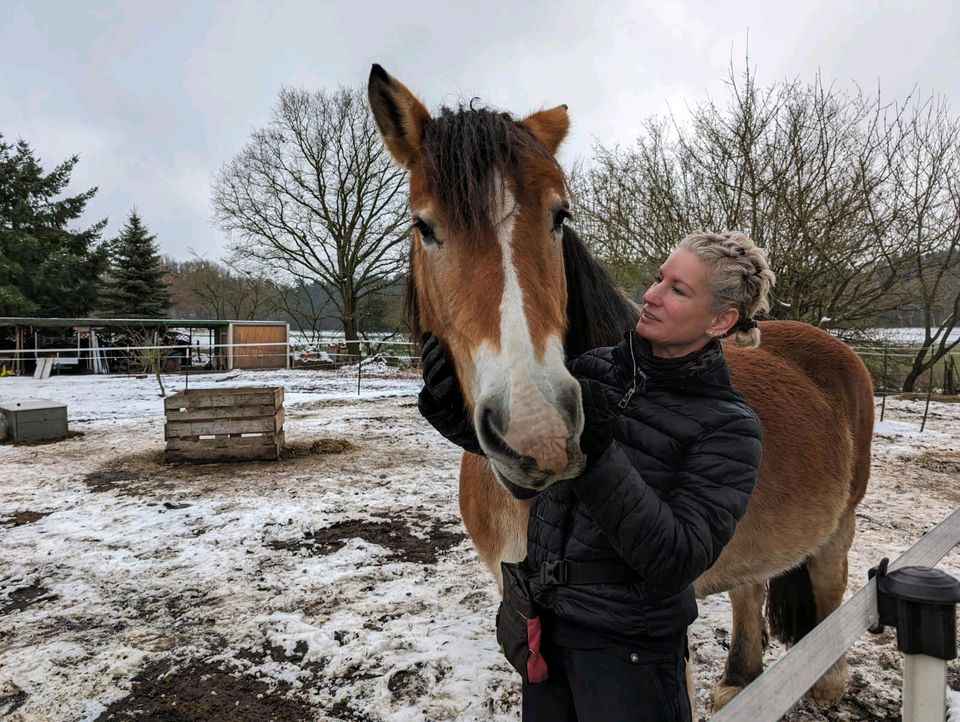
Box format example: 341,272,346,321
0,584,58,616
893,450,960,503
267,515,465,565
900,449,960,475
0,510,50,528
82,469,140,494
0,686,28,716
93,659,314,721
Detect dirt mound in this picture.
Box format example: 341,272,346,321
93,659,313,722
284,437,359,457
904,449,960,475
268,515,465,565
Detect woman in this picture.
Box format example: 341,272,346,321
419,231,776,721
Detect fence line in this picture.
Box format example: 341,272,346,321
711,507,960,721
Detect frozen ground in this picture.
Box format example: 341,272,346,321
0,367,958,721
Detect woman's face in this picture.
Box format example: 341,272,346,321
636,248,736,358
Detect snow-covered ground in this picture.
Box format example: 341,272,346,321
1,368,958,721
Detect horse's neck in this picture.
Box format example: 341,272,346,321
562,226,638,358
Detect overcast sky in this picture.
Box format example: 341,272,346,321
3,0,960,261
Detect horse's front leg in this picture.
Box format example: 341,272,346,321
711,582,768,712
457,453,530,592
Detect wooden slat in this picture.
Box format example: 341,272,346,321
165,432,280,451
711,507,960,722
165,404,279,423
165,442,281,463
165,431,284,463
164,408,283,439
164,387,281,411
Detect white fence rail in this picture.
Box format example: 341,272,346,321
711,507,960,721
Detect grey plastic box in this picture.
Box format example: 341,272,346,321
0,400,68,442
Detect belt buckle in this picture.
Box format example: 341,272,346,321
540,560,568,585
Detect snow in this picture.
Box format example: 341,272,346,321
1,368,959,721
949,687,960,722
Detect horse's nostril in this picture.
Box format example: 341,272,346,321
480,406,507,439
561,383,582,422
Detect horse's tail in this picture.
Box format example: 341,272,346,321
766,561,818,645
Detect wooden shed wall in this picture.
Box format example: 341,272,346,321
230,324,288,370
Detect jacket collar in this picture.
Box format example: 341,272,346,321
612,330,732,393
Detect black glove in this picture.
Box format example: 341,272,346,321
418,333,483,455
578,378,617,464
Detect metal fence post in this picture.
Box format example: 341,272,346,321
921,365,934,432
869,562,960,722
880,346,888,422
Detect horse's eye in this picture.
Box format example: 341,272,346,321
413,218,440,246
552,206,572,234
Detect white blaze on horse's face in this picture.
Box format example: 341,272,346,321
469,181,585,492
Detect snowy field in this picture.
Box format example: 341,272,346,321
1,366,958,721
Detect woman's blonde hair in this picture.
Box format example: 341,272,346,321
678,231,776,348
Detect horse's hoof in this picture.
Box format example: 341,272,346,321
711,684,742,712
809,677,846,706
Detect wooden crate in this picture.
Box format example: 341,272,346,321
164,386,284,463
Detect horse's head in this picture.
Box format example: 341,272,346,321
368,64,585,497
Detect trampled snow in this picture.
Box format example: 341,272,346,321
1,367,958,721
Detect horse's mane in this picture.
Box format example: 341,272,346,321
560,224,638,357
404,224,637,358
421,105,559,237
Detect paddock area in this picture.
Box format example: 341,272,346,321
1,367,958,721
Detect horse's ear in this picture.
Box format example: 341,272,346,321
368,64,431,170
520,105,570,155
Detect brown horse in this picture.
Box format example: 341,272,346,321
368,65,874,710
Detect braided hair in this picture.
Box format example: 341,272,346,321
678,231,776,348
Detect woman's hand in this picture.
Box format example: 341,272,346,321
578,378,617,464
418,333,483,454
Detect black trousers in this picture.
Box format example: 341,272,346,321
522,636,691,722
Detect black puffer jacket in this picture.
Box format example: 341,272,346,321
529,331,762,642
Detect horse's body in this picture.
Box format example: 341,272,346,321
368,65,873,709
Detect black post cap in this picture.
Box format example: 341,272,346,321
869,562,960,660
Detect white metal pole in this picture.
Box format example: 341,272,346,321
902,653,946,722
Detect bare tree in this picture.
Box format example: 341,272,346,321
576,62,911,328
166,258,276,320
885,97,960,391
212,86,409,356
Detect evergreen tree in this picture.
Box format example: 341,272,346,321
0,134,106,316
99,210,172,318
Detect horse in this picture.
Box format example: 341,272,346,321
367,64,874,711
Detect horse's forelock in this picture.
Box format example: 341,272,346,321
421,105,560,239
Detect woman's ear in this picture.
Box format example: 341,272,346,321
709,308,740,337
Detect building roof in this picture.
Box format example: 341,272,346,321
0,317,287,329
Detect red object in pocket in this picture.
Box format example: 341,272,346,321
526,617,549,683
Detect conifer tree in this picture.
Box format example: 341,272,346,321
99,210,172,317
0,134,106,316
